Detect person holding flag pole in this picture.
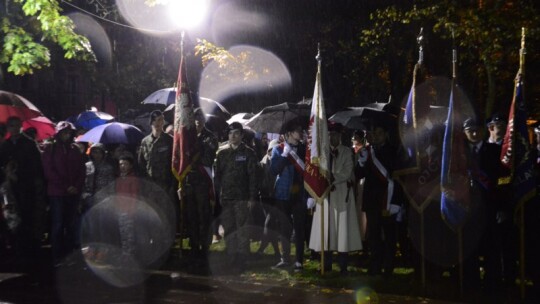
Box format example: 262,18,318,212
499,28,537,301
171,31,200,254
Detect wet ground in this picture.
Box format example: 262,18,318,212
0,246,533,304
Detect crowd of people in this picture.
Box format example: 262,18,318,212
0,107,539,298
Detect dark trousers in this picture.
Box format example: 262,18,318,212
184,181,212,253
49,195,80,264
365,210,397,275
275,197,306,264
323,251,348,271
257,198,279,256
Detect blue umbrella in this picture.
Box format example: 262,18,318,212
77,122,145,145
75,110,114,130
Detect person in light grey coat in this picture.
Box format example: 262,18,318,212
309,124,362,274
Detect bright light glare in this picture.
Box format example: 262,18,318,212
168,0,209,29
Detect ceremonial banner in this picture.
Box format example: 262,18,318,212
440,81,470,231
393,64,439,213
500,75,536,207
172,55,198,186
304,60,330,203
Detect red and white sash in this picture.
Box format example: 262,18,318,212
367,146,394,212
282,142,305,175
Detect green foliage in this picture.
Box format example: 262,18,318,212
194,39,272,83
356,0,540,117
0,19,50,74
194,39,236,68
1,0,95,75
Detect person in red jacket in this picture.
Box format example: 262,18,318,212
42,121,86,267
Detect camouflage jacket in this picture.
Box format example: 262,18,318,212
138,132,174,190
214,142,258,201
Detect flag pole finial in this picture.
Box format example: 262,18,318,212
417,28,424,64
316,43,322,64
452,29,457,79
181,30,185,57
519,28,526,76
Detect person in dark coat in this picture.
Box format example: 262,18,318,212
356,123,401,276
460,117,496,289
183,108,218,259
482,114,516,290
0,116,46,259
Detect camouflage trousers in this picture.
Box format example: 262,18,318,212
220,199,250,257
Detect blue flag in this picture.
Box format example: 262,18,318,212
440,81,470,231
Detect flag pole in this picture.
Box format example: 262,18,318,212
451,28,465,297
315,44,327,275
176,29,186,254
416,28,427,292
518,27,526,301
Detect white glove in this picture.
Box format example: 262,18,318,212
281,143,292,157
388,204,401,216
307,198,316,209
357,148,368,167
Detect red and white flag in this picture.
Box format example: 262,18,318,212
172,54,198,186
304,60,330,203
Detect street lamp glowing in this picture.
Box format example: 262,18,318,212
168,0,209,30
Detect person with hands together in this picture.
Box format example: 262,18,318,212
42,121,86,267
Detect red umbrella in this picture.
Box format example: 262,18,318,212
23,116,56,141
0,90,42,123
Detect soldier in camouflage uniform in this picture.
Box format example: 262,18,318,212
214,122,258,273
138,110,175,192
137,110,177,239
183,108,218,259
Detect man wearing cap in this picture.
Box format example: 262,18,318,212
0,116,47,260
270,123,307,272
214,122,258,273
42,121,86,266
356,123,400,276
486,113,507,145
484,113,516,289
138,110,175,193
462,117,509,289
183,108,218,260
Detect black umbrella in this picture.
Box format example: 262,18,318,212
163,98,231,123
204,114,229,135
329,106,396,130
245,102,311,134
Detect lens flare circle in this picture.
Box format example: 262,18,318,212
199,45,291,103
79,179,176,286
355,287,378,304
68,12,112,68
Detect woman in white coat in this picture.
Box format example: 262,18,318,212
309,124,363,274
